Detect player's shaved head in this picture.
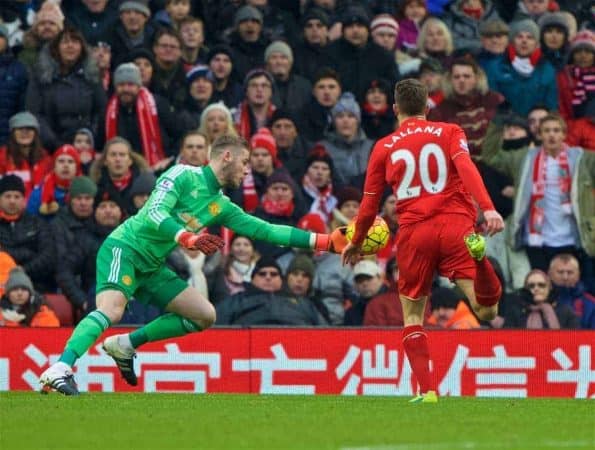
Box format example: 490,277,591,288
394,78,428,117
210,134,250,159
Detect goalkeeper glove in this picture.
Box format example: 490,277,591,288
177,232,224,255
313,227,348,253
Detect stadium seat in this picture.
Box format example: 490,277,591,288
44,294,74,326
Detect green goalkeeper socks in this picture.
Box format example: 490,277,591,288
59,310,112,366
129,313,201,349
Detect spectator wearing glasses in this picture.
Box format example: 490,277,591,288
216,256,321,326
151,28,187,112
500,269,579,329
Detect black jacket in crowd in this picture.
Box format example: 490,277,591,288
327,38,398,102
293,40,332,84
26,47,107,150
0,213,55,292
51,208,96,309
227,32,271,82
216,283,321,326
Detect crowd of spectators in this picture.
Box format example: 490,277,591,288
0,0,593,329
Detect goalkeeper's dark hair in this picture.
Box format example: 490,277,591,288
210,134,250,159
394,78,428,117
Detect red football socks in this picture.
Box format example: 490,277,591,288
402,325,434,394
475,257,502,306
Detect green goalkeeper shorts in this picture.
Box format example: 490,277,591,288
96,238,188,310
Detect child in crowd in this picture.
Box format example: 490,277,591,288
72,128,97,175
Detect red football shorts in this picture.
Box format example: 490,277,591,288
397,214,476,299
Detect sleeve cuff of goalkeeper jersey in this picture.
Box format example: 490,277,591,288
313,233,330,252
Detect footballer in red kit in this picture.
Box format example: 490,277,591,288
342,79,505,403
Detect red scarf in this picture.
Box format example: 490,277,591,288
237,101,276,139
262,195,295,217
242,169,259,213
111,170,133,191
302,173,335,222
105,87,165,166
39,145,82,215
570,65,595,108
0,147,52,199
362,102,389,116
528,146,572,246
507,45,542,76
462,5,483,20
0,210,21,222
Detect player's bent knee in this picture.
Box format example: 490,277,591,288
98,304,125,324
189,303,216,330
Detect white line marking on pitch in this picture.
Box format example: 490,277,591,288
340,440,594,450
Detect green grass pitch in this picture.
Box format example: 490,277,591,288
0,393,593,450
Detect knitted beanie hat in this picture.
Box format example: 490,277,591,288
0,174,25,195
69,176,97,199
287,253,316,279
5,268,34,294
331,92,361,122
370,14,399,36
250,128,278,162
34,1,65,30
265,41,293,64
509,19,540,41
40,145,82,215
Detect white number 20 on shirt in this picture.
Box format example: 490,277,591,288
390,143,448,200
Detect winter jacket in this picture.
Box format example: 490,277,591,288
427,301,481,329
311,252,356,325
151,63,188,113
327,38,398,102
428,90,504,156
484,52,558,116
272,73,312,114
361,107,396,141
211,80,243,110
98,93,181,158
216,284,321,326
227,32,271,82
66,2,119,46
293,41,332,83
0,51,28,145
278,136,309,184
481,123,595,256
442,0,502,52
554,283,595,329
344,285,389,326
0,214,55,291
26,184,68,217
50,208,97,309
90,164,146,216
26,47,107,149
363,288,432,326
298,97,333,148
0,301,60,327
105,22,156,68
567,118,595,151
502,291,580,329
319,129,374,187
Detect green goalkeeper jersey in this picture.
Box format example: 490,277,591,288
109,164,313,268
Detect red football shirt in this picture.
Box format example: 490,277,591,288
352,117,494,244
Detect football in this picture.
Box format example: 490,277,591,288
345,216,390,255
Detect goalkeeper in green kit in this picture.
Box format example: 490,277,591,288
40,135,347,395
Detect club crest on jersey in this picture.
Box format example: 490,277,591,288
208,202,221,216
178,212,202,231
122,275,133,286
